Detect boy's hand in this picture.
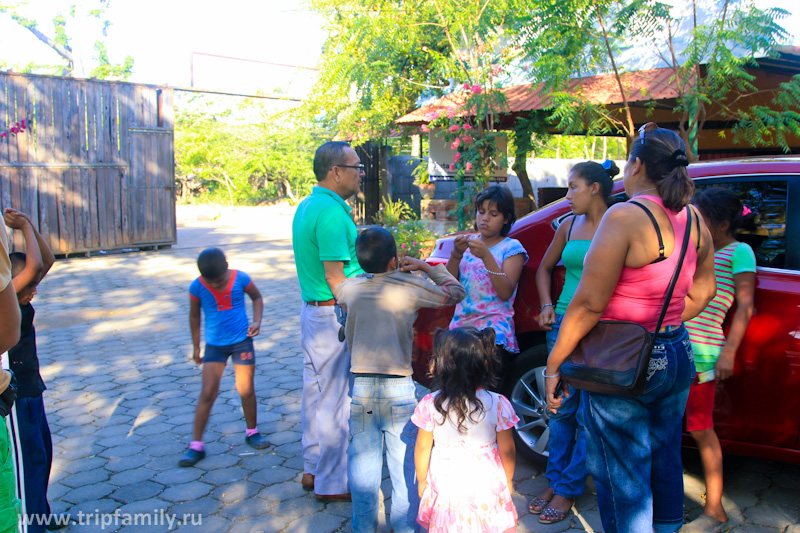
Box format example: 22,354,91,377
3,208,29,230
247,322,260,337
192,346,203,365
399,256,430,273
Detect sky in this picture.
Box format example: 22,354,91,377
0,0,798,101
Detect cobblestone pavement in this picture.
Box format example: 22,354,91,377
27,205,800,532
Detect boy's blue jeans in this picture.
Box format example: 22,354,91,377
545,314,588,499
584,326,695,533
348,375,419,533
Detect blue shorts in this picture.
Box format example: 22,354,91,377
204,337,255,366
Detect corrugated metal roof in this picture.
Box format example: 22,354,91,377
396,67,683,125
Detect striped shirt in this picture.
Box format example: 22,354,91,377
685,242,756,372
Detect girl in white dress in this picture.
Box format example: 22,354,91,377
412,327,519,532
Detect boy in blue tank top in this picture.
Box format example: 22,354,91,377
179,247,268,467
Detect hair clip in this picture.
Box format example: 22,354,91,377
602,159,613,170
742,205,752,216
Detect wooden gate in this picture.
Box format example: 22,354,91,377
0,72,175,255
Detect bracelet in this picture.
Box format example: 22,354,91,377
542,369,560,379
540,303,554,310
481,268,506,277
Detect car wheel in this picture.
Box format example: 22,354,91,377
506,344,551,463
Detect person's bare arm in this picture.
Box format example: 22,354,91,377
189,298,202,364
414,428,434,498
5,211,43,293
497,428,516,493
0,282,20,353
21,211,54,279
245,283,263,337
682,208,717,321
446,234,470,279
535,220,570,330
323,261,346,296
716,270,756,380
470,242,525,301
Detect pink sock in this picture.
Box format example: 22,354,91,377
190,441,204,452
246,428,258,437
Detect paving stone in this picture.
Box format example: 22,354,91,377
218,497,271,520
169,496,223,520
152,467,203,485
283,512,348,533
256,480,308,502
247,465,297,486
108,468,159,487
202,466,251,486
61,482,116,504
159,481,213,503
185,515,233,533
211,480,263,503
60,468,110,488
105,454,150,472
743,504,800,529
193,453,239,470
110,481,165,504
264,430,299,446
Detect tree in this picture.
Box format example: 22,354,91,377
0,1,134,79
514,0,800,160
175,98,323,206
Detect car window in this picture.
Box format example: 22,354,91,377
695,180,789,269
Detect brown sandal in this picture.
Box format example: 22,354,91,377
539,504,569,524
529,497,551,515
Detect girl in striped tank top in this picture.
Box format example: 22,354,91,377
683,187,756,533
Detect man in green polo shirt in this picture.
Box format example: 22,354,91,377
292,141,365,501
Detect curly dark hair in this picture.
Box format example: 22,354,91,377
430,327,499,434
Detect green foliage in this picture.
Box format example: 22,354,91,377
175,99,322,206
307,0,524,140
90,42,134,81
374,198,415,226
386,219,437,259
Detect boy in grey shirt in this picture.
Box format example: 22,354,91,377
334,227,464,533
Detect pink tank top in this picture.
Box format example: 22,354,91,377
601,196,697,331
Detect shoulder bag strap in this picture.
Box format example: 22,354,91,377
651,207,693,342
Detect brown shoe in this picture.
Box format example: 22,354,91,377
301,473,314,491
315,492,351,502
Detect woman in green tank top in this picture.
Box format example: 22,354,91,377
528,160,619,524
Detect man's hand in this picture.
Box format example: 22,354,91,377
192,346,203,365
247,322,261,337
3,208,28,230
399,256,431,273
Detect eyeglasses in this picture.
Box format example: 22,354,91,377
335,164,365,171
639,122,658,144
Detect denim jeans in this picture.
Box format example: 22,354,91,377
584,326,695,533
546,314,588,499
349,375,419,533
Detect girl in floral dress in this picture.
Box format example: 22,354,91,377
447,186,528,388
412,327,519,532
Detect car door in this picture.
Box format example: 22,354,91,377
694,174,800,454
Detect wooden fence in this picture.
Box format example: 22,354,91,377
0,71,175,255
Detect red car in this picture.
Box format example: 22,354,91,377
412,156,800,464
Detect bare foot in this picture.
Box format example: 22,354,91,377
548,494,575,513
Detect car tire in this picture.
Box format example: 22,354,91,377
505,343,551,464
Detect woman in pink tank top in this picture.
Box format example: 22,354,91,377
542,125,716,533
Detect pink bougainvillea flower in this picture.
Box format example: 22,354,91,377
463,82,470,90
447,108,457,118
465,162,473,171
461,134,473,144
10,127,19,134
462,124,472,130
453,152,461,163
471,85,482,94
421,124,430,133
0,133,7,138
413,241,418,246
448,124,459,133
429,111,440,120
451,139,460,150
401,242,407,249
449,163,456,171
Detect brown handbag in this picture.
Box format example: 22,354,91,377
560,203,693,397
